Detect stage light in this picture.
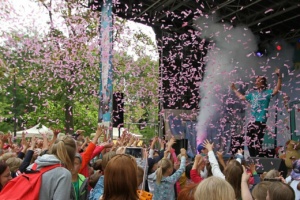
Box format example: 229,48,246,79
256,51,263,57
276,45,282,51
298,39,300,43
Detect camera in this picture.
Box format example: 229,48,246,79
125,147,143,159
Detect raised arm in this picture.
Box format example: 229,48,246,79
166,148,186,184
190,155,204,184
216,151,226,170
241,165,253,200
204,140,225,179
149,137,158,158
49,129,60,148
231,83,246,100
19,136,36,173
272,68,282,96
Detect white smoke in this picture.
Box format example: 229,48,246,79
194,14,295,144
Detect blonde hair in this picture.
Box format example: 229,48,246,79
268,182,295,200
102,151,116,171
137,166,144,186
0,153,16,162
156,158,173,184
49,136,76,170
194,176,235,200
264,169,280,180
252,181,272,200
6,157,22,172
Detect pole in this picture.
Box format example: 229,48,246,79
13,71,17,137
274,95,278,149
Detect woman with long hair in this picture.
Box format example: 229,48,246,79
101,154,139,200
223,159,243,200
28,135,77,200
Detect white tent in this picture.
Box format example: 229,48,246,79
16,124,54,138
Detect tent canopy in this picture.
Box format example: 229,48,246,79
90,127,143,140
16,124,53,138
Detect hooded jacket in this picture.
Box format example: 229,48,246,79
71,174,89,200
27,154,72,200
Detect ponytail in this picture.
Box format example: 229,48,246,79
156,167,163,184
49,136,76,170
156,159,173,185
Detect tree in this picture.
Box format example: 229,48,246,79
0,1,159,140
113,21,159,140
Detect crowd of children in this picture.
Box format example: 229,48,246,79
0,125,298,200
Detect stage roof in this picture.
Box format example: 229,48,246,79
90,0,300,42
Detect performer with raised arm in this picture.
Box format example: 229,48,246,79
230,68,282,157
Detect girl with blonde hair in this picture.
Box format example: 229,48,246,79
194,176,235,200
153,148,186,200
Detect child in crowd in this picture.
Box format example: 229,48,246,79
71,153,89,200
194,176,235,200
153,148,187,200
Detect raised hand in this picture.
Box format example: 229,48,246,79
21,133,29,150
216,151,224,158
41,131,49,138
76,130,85,135
53,129,60,136
231,83,237,90
7,132,12,141
164,150,170,159
248,163,256,173
85,136,90,143
180,148,187,157
167,136,176,148
100,141,114,148
203,139,214,152
275,68,280,76
241,165,250,183
237,148,244,155
153,136,158,143
96,125,106,138
29,136,37,150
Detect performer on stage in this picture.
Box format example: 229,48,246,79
230,68,282,157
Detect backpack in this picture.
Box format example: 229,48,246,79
0,163,61,200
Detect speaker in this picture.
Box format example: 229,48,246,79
248,157,287,178
112,92,124,128
172,139,188,155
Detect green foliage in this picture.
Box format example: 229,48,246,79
73,101,98,135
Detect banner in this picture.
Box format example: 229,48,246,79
98,0,113,128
